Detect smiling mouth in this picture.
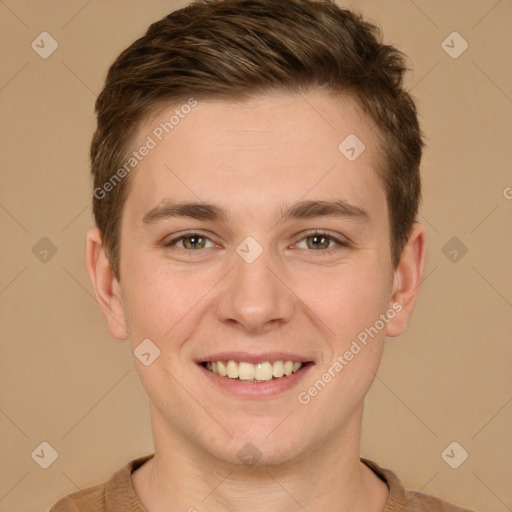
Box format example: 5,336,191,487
201,360,309,382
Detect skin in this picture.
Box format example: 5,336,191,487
86,91,426,512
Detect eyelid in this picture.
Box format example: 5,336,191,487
298,229,350,243
162,230,217,248
162,229,351,253
294,229,351,253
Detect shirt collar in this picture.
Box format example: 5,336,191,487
105,453,410,512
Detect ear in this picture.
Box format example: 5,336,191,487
385,222,427,338
85,226,130,340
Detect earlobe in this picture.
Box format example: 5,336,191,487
385,222,427,338
85,227,130,340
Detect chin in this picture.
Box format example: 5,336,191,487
203,421,308,468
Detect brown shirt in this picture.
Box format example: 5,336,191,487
48,453,475,512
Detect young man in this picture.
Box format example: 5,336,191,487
50,0,475,510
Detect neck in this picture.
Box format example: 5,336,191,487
132,405,388,512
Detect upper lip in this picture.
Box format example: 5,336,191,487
197,352,313,364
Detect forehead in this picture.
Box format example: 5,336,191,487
125,91,386,223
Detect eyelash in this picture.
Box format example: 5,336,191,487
162,230,351,256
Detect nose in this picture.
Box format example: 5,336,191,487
214,242,295,334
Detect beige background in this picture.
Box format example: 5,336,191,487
0,0,511,511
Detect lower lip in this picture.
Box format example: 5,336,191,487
198,363,314,399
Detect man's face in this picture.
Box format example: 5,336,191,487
112,92,402,465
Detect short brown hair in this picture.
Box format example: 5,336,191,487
91,0,424,279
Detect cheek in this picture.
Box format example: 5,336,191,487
121,254,218,341
293,260,392,339
298,266,389,412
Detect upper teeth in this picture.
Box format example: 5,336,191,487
205,360,303,381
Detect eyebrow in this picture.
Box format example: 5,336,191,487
141,199,370,226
